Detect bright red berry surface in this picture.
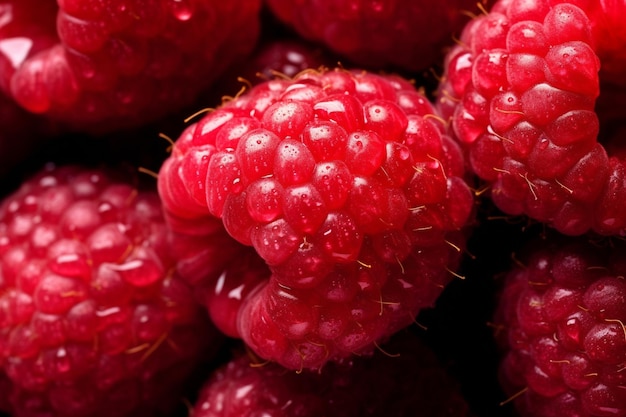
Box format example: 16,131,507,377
264,0,493,72
191,330,471,417
159,68,475,370
0,0,261,133
437,0,626,236
495,235,626,417
0,164,220,417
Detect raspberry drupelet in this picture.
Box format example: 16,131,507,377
0,164,221,417
159,68,475,370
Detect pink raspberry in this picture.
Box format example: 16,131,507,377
159,68,475,370
191,330,471,417
264,0,493,72
0,0,261,133
437,0,626,236
494,234,626,417
0,164,221,417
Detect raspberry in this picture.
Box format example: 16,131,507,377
264,0,493,72
191,330,471,417
0,164,221,417
158,68,475,370
437,0,626,236
494,235,626,417
0,0,261,133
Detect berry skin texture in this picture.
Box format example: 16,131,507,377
264,0,493,72
0,0,261,133
0,165,220,417
437,0,626,236
191,331,472,417
158,68,475,370
494,236,626,417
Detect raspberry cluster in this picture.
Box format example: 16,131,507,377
3,0,626,416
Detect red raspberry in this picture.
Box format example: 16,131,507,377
191,330,472,417
264,0,493,72
494,235,626,417
0,165,221,417
158,68,475,370
437,0,626,236
0,0,261,133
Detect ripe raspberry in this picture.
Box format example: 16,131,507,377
0,0,261,133
437,0,626,236
494,235,626,417
264,0,492,72
191,330,472,417
158,68,475,370
0,164,221,417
